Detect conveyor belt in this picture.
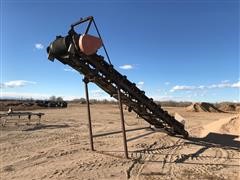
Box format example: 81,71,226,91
47,17,189,138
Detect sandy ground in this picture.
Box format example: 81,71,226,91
0,104,239,180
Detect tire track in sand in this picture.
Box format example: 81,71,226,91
127,135,178,179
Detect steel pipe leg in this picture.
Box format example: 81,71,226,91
84,78,94,151
117,88,128,159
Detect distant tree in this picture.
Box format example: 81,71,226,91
102,99,108,104
90,99,97,104
26,97,34,102
49,96,56,101
79,98,86,103
56,97,63,101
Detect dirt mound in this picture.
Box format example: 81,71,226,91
218,103,236,112
0,101,41,111
186,102,223,113
199,115,240,138
0,100,67,111
236,106,240,112
221,116,240,135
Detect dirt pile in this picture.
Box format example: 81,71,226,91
221,116,240,135
199,115,240,138
0,100,67,111
0,101,41,111
217,103,237,112
186,102,223,113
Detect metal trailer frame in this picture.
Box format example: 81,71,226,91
0,112,44,126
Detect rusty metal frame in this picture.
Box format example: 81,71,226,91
47,16,189,148
70,16,112,65
117,87,128,158
83,77,94,151
83,77,129,158
0,112,44,126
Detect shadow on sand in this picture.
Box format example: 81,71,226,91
23,123,70,131
170,132,240,164
97,132,240,167
187,132,240,150
93,126,151,138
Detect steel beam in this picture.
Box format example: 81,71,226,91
117,88,128,159
84,78,94,151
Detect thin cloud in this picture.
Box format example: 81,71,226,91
170,85,196,92
90,89,103,94
165,82,170,85
231,81,240,88
1,92,49,100
119,64,133,70
137,81,144,85
0,80,36,89
64,68,77,73
170,81,240,92
208,81,240,89
221,80,229,83
90,89,113,100
137,81,144,89
35,43,44,50
150,94,185,101
153,95,174,101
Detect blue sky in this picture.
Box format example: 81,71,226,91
1,0,239,102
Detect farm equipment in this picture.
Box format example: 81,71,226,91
35,100,68,108
47,16,189,138
0,110,44,126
